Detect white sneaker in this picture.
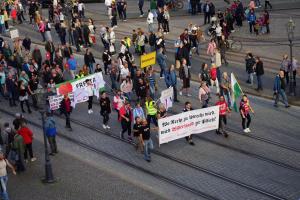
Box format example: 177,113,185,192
88,109,91,114
106,125,111,129
90,110,93,114
246,128,251,133
102,124,107,129
139,14,144,17
243,129,248,133
179,91,183,96
187,94,192,97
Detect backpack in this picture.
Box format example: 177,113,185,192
210,68,217,81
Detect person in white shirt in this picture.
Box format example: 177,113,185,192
119,62,130,80
86,79,94,114
147,10,154,33
78,1,85,18
215,24,222,43
109,28,116,54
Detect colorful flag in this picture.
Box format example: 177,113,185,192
231,73,243,112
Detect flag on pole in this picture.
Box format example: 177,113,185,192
231,73,243,112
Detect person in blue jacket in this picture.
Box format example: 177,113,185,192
247,9,256,33
44,112,58,155
164,64,179,102
273,70,290,108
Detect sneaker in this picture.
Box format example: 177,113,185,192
189,141,195,146
243,129,248,133
123,19,127,22
90,110,93,114
179,91,183,96
128,136,133,141
139,14,144,17
31,157,37,162
68,127,73,131
246,128,251,133
88,109,92,114
106,125,111,129
102,124,107,129
187,94,192,97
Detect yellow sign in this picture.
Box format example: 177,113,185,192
140,51,156,68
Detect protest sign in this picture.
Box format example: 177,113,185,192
49,93,74,110
160,87,173,110
10,29,19,39
140,51,156,68
158,106,219,145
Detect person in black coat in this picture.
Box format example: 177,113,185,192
59,24,67,45
176,43,190,66
84,48,95,74
102,49,111,75
203,1,211,24
255,57,264,91
245,52,256,85
60,95,73,131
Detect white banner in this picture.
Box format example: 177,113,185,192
158,106,219,145
56,72,105,96
160,87,173,110
49,93,74,110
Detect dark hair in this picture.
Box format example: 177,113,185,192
4,123,9,128
185,101,191,106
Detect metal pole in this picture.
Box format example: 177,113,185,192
41,111,56,183
289,40,295,96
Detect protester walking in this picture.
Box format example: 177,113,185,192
183,101,194,145
139,119,154,162
44,112,58,155
245,52,256,85
100,91,111,129
0,152,16,200
60,94,73,131
240,95,254,133
216,95,230,137
119,102,132,140
17,123,37,162
164,64,178,102
273,70,290,108
254,56,264,91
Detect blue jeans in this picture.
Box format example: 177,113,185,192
274,89,288,106
0,175,9,200
144,139,153,161
256,75,263,89
88,63,94,74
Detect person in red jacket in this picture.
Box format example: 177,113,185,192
119,101,132,140
17,123,37,162
216,95,230,138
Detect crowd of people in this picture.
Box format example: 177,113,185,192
0,0,298,199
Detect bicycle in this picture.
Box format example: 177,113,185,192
226,37,242,52
167,0,184,10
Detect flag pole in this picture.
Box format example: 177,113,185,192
232,73,255,113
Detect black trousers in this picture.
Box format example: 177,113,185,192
121,120,131,137
241,113,251,129
88,96,93,110
20,100,31,112
47,136,57,153
64,112,71,128
218,115,227,133
204,13,210,24
147,115,158,126
31,94,38,109
24,143,33,160
101,111,110,125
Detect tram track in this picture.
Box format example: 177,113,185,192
0,106,292,200
0,108,217,200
